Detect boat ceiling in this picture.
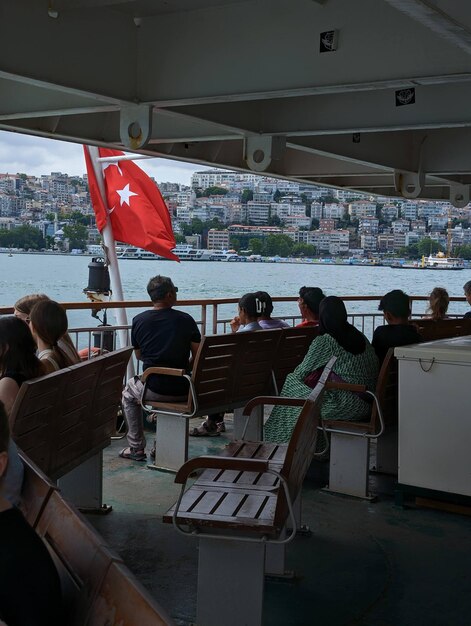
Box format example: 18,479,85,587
2,0,471,202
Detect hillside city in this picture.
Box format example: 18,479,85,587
1,168,471,259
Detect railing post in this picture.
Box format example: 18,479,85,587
201,304,207,337
212,303,218,335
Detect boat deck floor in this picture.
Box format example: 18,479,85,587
88,417,471,626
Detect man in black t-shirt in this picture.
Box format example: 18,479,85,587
120,275,201,462
0,401,63,626
372,289,422,364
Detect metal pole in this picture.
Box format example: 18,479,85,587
85,145,135,377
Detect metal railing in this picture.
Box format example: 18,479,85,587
1,295,467,358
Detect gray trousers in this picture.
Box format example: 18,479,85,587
122,376,186,450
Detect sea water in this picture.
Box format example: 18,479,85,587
0,253,469,328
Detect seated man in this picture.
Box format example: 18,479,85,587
372,289,422,363
120,275,201,461
296,286,325,327
463,280,471,319
0,401,63,625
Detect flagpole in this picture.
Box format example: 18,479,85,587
86,146,135,376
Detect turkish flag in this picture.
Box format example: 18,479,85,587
84,147,178,261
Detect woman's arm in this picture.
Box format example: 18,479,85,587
291,334,334,380
0,377,20,417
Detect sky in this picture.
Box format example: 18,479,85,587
0,130,202,185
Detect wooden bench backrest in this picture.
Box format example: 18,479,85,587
35,489,117,626
413,318,471,341
191,330,282,412
272,326,319,393
19,450,58,528
89,561,174,626
11,347,132,479
274,358,334,526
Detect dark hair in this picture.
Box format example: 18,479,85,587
14,293,49,315
428,287,449,321
147,275,176,302
0,316,42,380
299,287,326,316
464,280,471,296
254,291,273,317
378,290,410,318
29,300,71,369
239,292,263,318
0,400,8,454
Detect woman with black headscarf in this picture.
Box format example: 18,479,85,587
264,296,379,443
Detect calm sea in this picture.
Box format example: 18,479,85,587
1,253,470,329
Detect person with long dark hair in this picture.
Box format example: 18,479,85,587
264,296,378,443
0,316,43,506
28,300,77,374
254,291,290,329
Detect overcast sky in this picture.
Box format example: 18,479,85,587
0,130,202,185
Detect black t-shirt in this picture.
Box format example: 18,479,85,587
132,307,201,395
0,507,63,626
372,324,422,363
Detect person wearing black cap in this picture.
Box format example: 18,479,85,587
372,289,421,364
119,275,201,461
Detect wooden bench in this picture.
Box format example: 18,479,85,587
413,317,471,341
10,347,133,510
271,325,319,394
163,358,335,626
321,348,397,498
19,451,174,626
141,330,283,471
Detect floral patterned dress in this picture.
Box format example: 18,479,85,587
264,333,379,443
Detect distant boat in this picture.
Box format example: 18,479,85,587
425,252,464,270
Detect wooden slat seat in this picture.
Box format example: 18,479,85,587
10,347,133,510
272,325,319,393
413,317,471,341
163,358,335,626
321,349,397,498
19,450,58,528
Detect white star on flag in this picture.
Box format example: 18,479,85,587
116,183,138,207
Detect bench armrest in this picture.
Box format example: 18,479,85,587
325,381,367,393
175,455,269,484
141,367,186,381
242,395,305,417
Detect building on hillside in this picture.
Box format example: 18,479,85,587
307,229,350,255
311,202,323,220
381,204,399,222
348,201,376,218
319,218,337,231
377,233,395,252
207,229,230,250
246,201,270,225
323,203,346,219
360,234,377,253
401,202,418,220
358,218,379,235
392,219,410,234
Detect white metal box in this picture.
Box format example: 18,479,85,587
395,337,471,497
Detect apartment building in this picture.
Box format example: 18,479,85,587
207,229,230,250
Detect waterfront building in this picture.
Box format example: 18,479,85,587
393,232,407,250
207,229,230,250
308,229,350,255
0,217,15,230
360,234,377,253
377,233,395,253
358,218,379,236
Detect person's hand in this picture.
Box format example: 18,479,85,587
230,316,241,333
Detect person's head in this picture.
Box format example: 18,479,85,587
147,275,178,306
427,287,449,321
14,293,50,321
29,301,71,368
463,280,471,305
254,291,273,319
319,296,366,355
0,316,41,379
0,401,8,480
298,287,325,321
378,290,411,324
238,292,263,325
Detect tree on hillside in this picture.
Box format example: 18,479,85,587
230,237,241,251
273,189,282,202
63,223,88,250
0,225,45,250
265,234,294,257
204,186,228,196
292,243,316,257
418,238,443,256
241,189,253,204
454,244,471,259
248,238,264,255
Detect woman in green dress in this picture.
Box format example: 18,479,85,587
264,296,379,443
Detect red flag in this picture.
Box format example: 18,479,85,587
84,147,178,261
